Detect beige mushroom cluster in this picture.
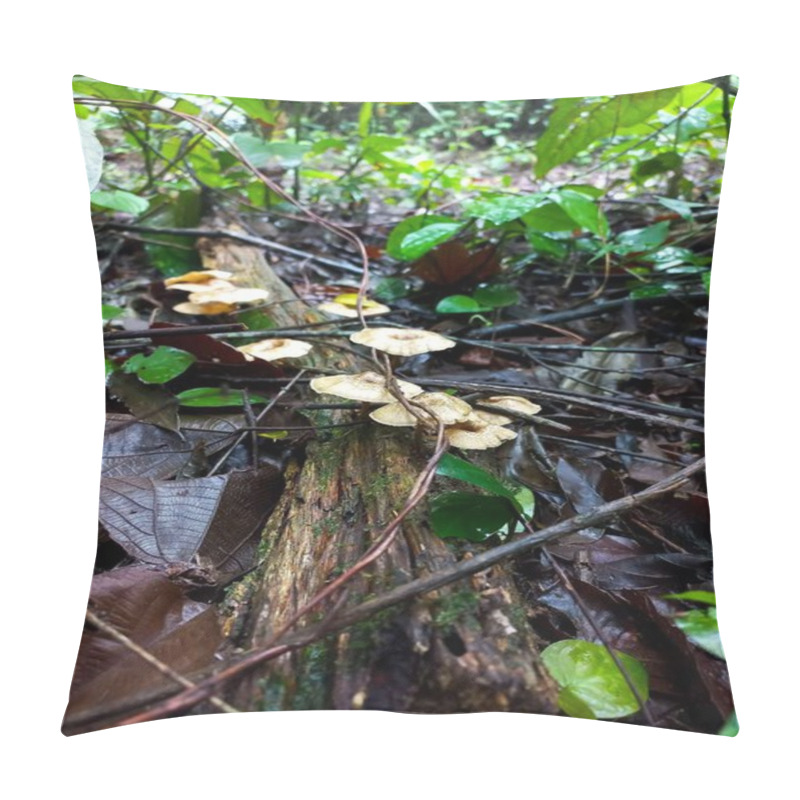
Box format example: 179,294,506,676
165,269,270,315
236,338,314,363
317,293,391,318
311,327,542,449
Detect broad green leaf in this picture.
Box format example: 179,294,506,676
557,688,597,719
176,387,270,407
535,88,681,177
228,97,277,124
672,608,725,659
361,135,406,154
702,271,711,294
430,492,517,541
553,190,609,237
91,190,149,215
542,640,650,719
436,453,517,500
73,77,147,103
656,196,704,221
232,133,310,168
525,231,569,258
629,284,671,300
399,222,462,261
386,215,453,260
473,284,520,309
102,304,124,322
122,347,196,384
104,358,116,381
614,221,671,252
664,590,716,605
462,194,545,226
374,277,409,302
435,295,492,314
310,137,347,155
521,203,576,232
172,98,201,116
77,119,104,191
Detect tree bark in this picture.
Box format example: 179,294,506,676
200,224,558,715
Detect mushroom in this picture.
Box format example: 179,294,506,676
309,371,423,403
167,278,237,293
444,418,518,449
369,392,473,427
173,300,239,315
237,338,314,362
317,300,390,318
349,327,455,357
164,270,234,286
472,395,543,426
188,287,270,305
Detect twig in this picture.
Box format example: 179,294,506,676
104,323,246,341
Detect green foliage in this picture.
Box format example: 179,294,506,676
542,640,650,719
664,591,724,659
431,454,532,541
396,222,463,261
121,347,196,384
91,190,149,214
176,387,270,407
102,304,124,322
430,492,517,541
719,712,739,737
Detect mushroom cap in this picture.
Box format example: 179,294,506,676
444,418,518,449
188,287,269,305
309,371,423,403
349,327,455,356
473,395,543,426
173,300,238,315
317,300,390,318
369,392,472,427
167,278,237,293
165,270,234,286
237,338,314,361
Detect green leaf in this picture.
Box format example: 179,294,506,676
542,640,650,719
361,135,406,154
77,119,104,192
525,231,569,258
702,271,711,294
104,358,116,381
436,453,517,500
399,222,462,261
535,88,681,177
614,221,671,252
373,277,409,302
121,347,196,384
232,133,310,168
176,387,270,407
719,712,739,737
228,97,277,125
358,102,373,137
90,190,149,215
672,608,725,659
657,196,704,221
553,190,609,237
557,688,597,719
521,203,576,232
462,194,545,226
664,590,716,605
473,284,520,309
386,215,454,260
430,492,517,541
102,304,124,322
435,295,492,314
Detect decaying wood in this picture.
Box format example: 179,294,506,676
199,223,559,714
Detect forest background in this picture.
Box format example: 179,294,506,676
5,2,796,799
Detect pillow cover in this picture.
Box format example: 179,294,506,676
65,76,736,735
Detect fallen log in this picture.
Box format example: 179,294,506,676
197,223,559,714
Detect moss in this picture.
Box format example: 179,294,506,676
434,589,480,628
